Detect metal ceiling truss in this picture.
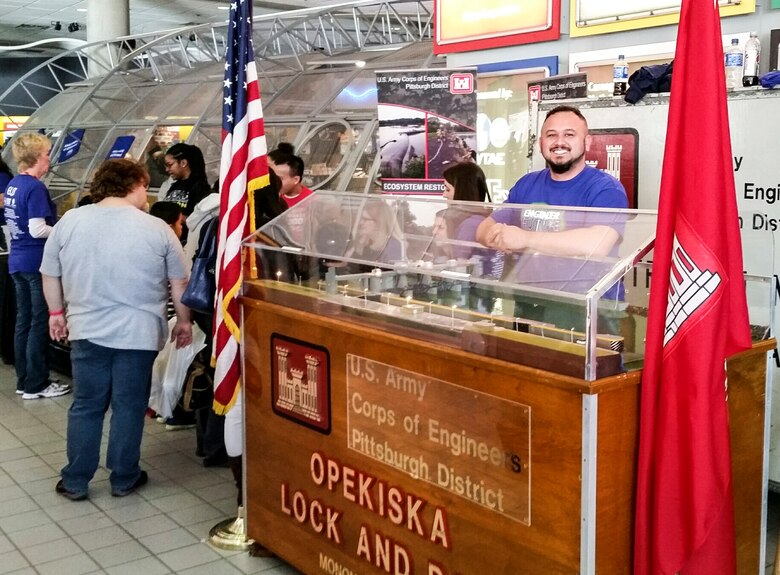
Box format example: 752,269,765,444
0,0,431,123
0,0,431,194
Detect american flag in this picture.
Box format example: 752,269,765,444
212,0,269,415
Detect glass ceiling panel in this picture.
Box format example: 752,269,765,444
265,70,354,117
123,82,208,122
49,127,111,195
25,90,88,128
322,72,379,114
372,41,439,65
71,84,154,124
164,81,220,122
201,87,226,124
265,124,304,153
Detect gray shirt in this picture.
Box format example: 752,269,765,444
40,204,189,351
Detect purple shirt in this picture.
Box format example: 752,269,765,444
0,171,11,226
494,166,628,298
3,174,57,273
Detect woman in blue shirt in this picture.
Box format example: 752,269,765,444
3,133,70,399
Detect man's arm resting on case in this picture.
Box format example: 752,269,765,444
477,216,620,257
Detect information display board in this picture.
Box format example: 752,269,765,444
434,0,560,54
570,0,755,37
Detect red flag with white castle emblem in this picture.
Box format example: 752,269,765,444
633,0,752,573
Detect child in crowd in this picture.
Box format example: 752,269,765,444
148,200,199,430
150,201,185,240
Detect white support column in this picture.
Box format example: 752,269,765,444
86,0,130,77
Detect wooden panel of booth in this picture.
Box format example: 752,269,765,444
241,297,771,574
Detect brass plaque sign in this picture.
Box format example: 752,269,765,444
346,354,531,524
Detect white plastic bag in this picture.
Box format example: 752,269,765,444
148,318,207,419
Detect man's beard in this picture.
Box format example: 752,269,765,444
545,149,584,174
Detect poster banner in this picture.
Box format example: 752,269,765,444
57,129,85,163
376,69,477,195
106,135,135,159
586,129,638,209
476,68,550,204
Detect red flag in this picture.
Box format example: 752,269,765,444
212,0,269,415
633,0,752,573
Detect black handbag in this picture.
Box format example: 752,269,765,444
181,217,219,314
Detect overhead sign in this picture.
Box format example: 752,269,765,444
434,0,560,53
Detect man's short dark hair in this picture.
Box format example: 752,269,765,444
150,201,183,225
545,105,588,126
269,142,304,178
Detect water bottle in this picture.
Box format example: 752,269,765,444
724,38,743,90
613,54,628,96
742,32,761,87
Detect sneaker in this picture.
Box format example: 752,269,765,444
15,389,23,395
23,382,72,400
202,453,230,468
156,416,167,424
55,479,87,501
111,470,148,497
165,419,196,431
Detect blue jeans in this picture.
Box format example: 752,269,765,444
11,272,49,394
61,340,157,495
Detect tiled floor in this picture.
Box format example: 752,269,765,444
769,491,780,575
0,360,778,574
0,361,303,575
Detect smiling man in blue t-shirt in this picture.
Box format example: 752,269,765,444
476,105,628,331
477,105,627,254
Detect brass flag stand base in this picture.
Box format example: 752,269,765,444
208,505,254,551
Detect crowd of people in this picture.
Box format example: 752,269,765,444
0,104,627,503
0,137,309,503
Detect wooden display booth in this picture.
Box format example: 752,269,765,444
241,294,772,575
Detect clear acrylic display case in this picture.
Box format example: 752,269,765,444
241,192,774,381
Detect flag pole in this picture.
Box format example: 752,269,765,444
208,505,254,551
207,0,270,553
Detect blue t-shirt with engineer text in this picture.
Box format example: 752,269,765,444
493,166,628,300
